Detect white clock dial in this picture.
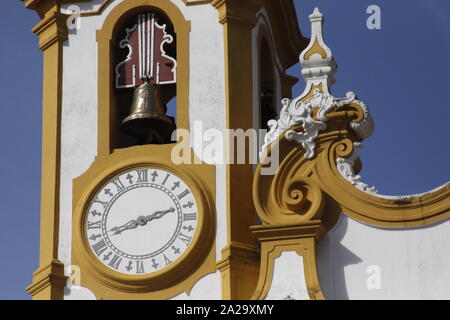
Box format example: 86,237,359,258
85,168,198,275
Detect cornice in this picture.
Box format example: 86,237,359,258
216,242,259,272
212,0,263,25
32,10,69,51
182,0,212,6
26,259,67,299
24,0,91,18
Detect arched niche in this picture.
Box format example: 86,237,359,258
259,36,276,130
96,0,190,155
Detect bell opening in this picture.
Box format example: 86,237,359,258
122,115,176,145
112,10,178,149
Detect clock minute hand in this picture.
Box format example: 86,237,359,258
145,207,175,222
109,207,175,236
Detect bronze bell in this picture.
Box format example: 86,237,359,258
122,82,176,144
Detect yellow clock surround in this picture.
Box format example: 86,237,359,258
72,144,216,299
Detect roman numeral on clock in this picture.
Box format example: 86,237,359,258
92,239,108,256
179,233,192,246
87,220,101,230
162,173,170,186
93,197,108,209
177,189,190,200
111,177,125,191
163,254,172,266
108,254,122,270
183,213,197,221
136,260,145,274
136,169,148,183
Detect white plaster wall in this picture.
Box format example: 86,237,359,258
317,214,450,299
170,271,222,300
64,285,97,300
59,8,102,269
59,0,225,299
265,251,309,300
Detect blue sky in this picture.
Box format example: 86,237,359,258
0,1,449,299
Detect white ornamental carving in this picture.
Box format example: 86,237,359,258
260,8,374,159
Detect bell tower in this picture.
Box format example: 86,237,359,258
24,0,307,300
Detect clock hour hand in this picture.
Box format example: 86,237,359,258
109,219,139,235
109,207,175,235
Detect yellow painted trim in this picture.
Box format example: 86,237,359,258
212,0,262,25
250,99,444,300
26,260,67,300
80,0,114,17
95,0,191,155
216,242,259,300
250,222,325,300
78,0,212,17
25,0,92,18
25,4,69,300
72,144,216,299
303,38,327,60
254,105,450,230
182,0,212,6
317,136,450,227
212,0,262,300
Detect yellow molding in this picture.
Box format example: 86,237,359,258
303,38,327,60
250,101,445,299
216,242,260,300
26,260,67,300
182,0,212,6
318,138,450,227
26,4,68,300
78,0,213,18
255,106,450,230
250,222,325,300
80,0,113,17
212,0,262,25
25,0,91,18
212,0,262,299
32,11,69,51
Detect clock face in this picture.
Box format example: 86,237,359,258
84,167,198,275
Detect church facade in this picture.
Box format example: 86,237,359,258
24,0,450,300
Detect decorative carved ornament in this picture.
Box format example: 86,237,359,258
115,13,176,89
253,7,450,300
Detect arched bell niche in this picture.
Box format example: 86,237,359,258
96,1,190,155
113,10,177,147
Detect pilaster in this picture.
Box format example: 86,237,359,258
250,222,326,300
216,243,259,300
24,1,69,300
211,0,262,300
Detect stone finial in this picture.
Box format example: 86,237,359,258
299,7,336,96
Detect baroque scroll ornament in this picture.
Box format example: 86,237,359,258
261,90,357,159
